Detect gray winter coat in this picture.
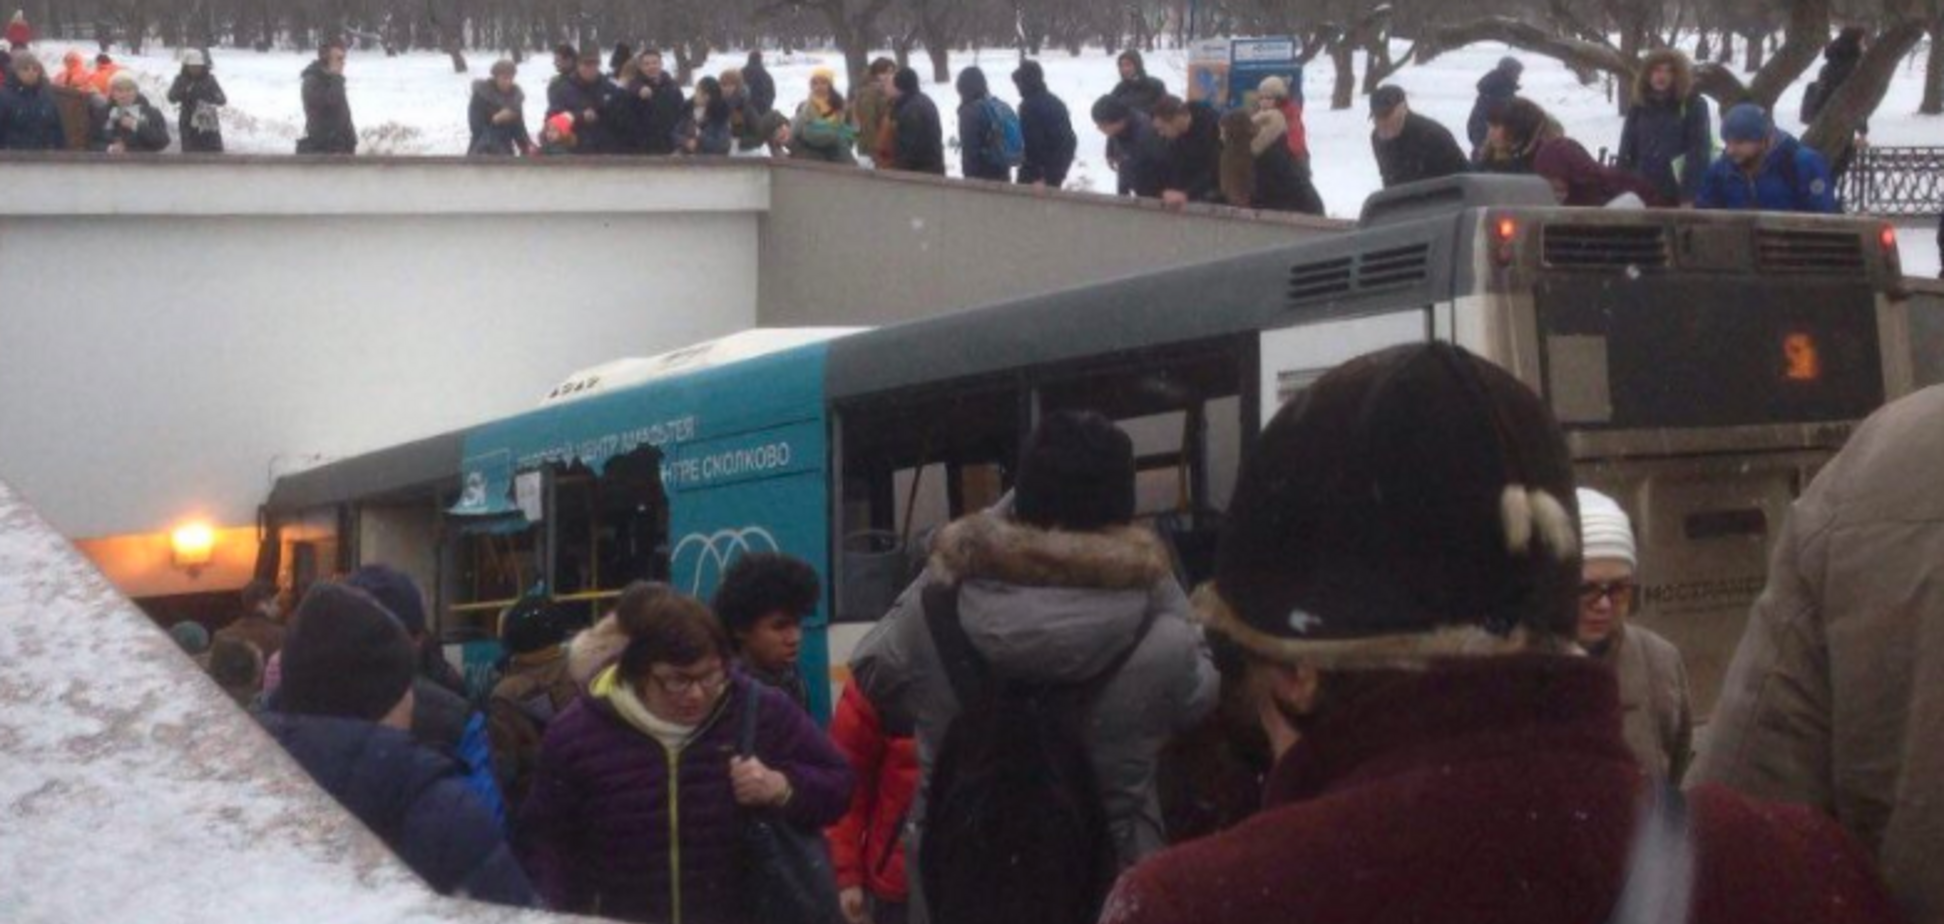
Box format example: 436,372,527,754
1694,384,1944,924
850,511,1219,871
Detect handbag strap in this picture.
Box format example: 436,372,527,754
737,680,760,759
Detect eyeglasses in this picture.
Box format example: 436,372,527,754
648,667,727,697
1579,580,1638,607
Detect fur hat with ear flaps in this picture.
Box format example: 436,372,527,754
1200,343,1582,670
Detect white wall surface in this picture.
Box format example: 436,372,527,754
0,159,765,539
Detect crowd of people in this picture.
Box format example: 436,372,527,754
157,348,1944,924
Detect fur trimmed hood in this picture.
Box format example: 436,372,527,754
928,512,1172,592
568,613,628,690
1632,48,1694,106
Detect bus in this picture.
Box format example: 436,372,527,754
262,175,1915,723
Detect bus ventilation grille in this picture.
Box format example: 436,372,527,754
1287,244,1429,306
1542,225,1670,269
1755,229,1864,273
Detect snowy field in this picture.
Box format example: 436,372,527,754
33,38,1944,273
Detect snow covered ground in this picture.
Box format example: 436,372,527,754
31,38,1944,272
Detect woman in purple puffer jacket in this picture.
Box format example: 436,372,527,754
517,582,853,924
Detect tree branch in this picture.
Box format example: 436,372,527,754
1419,16,1637,80
1802,19,1928,156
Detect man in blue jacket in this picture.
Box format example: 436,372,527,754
261,583,538,907
1696,104,1839,214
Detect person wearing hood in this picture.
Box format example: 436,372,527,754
1803,26,1868,188
853,57,898,161
849,411,1220,888
1011,59,1076,188
51,49,90,89
1618,49,1712,206
1369,85,1468,189
1575,489,1692,781
547,48,617,155
298,41,355,154
6,10,29,50
1107,50,1167,195
1220,107,1324,215
673,74,732,156
1696,103,1838,213
1695,384,1944,924
91,72,169,154
0,53,68,150
744,48,777,115
1092,95,1168,199
954,66,1010,182
790,67,857,164
518,583,854,923
260,584,538,907
1150,94,1222,206
1099,343,1904,924
884,66,945,175
1467,55,1523,159
167,49,226,153
1253,75,1309,166
469,58,532,156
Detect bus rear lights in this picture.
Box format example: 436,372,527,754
1491,217,1519,267
1783,333,1823,383
171,522,216,577
1880,225,1903,275
1880,225,1899,251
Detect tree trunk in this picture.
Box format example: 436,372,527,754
1329,41,1354,110
925,43,948,83
1804,21,1928,158
1923,15,1944,115
1716,30,1733,64
1743,30,1763,71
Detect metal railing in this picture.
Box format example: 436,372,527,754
1841,146,1944,218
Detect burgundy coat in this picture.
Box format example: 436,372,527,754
1103,656,1902,924
1534,137,1669,208
517,674,853,924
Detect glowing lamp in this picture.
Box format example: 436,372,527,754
171,523,216,576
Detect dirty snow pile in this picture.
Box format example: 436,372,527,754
30,39,1944,272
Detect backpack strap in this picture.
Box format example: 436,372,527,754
1080,605,1161,704
923,582,990,708
1606,782,1693,924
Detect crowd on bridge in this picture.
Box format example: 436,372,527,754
158,339,1944,924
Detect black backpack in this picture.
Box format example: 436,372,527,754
918,583,1157,924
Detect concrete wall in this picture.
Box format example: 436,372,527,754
0,158,766,543
757,162,1349,328
1908,279,1944,389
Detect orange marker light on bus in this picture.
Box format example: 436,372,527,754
1881,225,1899,251
171,522,216,575
1492,217,1519,268
1783,333,1822,383
1496,218,1519,242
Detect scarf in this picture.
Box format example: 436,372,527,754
595,665,697,752
810,93,837,119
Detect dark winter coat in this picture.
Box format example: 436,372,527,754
850,512,1220,869
487,650,581,815
619,72,685,156
167,70,226,153
1806,34,1868,134
1014,66,1077,187
1162,100,1223,202
1113,116,1171,199
1101,657,1904,924
1250,127,1325,215
1618,52,1712,204
955,69,1009,182
889,90,946,176
91,94,170,153
298,60,355,155
546,72,619,155
260,712,540,907
414,677,509,828
518,671,854,924
1532,136,1667,207
1110,57,1167,115
1373,111,1470,188
0,79,69,151
744,55,777,115
673,101,733,157
825,682,918,903
468,79,532,156
1695,131,1839,214
1467,66,1521,155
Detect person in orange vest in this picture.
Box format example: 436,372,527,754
87,53,121,95
52,50,92,90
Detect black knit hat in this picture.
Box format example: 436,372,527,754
280,583,417,721
1015,410,1137,533
500,596,572,656
1202,344,1581,668
894,67,920,95
345,565,428,636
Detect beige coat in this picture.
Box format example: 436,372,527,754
1694,384,1944,924
1601,623,1693,781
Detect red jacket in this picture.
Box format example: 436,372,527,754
825,682,918,901
1104,656,1902,924
1276,99,1308,162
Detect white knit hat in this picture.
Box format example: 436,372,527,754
1576,488,1637,569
